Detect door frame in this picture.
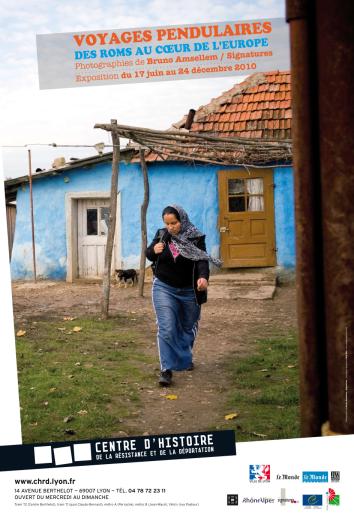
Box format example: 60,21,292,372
65,191,121,282
217,168,276,268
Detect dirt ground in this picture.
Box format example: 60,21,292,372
12,279,297,437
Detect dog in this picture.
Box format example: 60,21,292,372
115,269,138,288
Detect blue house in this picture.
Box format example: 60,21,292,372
5,71,295,281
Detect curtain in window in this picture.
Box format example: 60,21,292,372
246,178,264,211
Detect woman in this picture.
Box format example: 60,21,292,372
146,204,222,386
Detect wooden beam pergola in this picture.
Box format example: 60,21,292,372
95,122,292,166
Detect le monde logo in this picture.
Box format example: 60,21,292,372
276,473,300,481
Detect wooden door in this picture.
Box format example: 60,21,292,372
218,169,276,267
6,204,16,259
77,199,111,278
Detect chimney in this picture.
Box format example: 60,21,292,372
185,109,196,130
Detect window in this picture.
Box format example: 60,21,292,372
87,208,98,235
99,207,110,236
228,178,264,212
87,206,110,235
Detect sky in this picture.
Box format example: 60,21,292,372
0,0,285,178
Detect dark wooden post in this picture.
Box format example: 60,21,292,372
286,1,328,437
101,120,120,319
138,148,150,297
287,0,354,435
316,0,354,434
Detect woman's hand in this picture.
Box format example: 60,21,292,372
197,278,208,291
153,242,165,254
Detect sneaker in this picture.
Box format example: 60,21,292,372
159,370,172,386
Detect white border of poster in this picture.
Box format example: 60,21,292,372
1,6,353,519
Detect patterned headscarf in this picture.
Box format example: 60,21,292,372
167,204,223,267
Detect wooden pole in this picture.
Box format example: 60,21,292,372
286,2,328,436
101,120,120,319
28,149,37,282
317,0,354,434
138,148,150,297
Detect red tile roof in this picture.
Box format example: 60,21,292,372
133,71,292,163
172,70,291,140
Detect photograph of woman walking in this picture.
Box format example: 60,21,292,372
146,204,222,387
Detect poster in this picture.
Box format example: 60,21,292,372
1,1,353,518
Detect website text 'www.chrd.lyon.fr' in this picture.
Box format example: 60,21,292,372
14,478,76,485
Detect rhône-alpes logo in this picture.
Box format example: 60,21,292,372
327,488,340,506
249,465,270,482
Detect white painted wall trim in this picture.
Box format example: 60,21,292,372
65,191,121,282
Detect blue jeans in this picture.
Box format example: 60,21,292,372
152,277,201,371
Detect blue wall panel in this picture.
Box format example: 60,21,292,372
273,167,296,268
10,161,295,279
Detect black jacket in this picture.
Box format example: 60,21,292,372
145,228,210,305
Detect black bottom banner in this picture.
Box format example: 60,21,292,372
0,430,236,472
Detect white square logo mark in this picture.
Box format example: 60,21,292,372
54,446,73,466
73,443,92,462
34,446,52,465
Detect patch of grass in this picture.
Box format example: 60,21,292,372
218,332,300,442
15,316,155,443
